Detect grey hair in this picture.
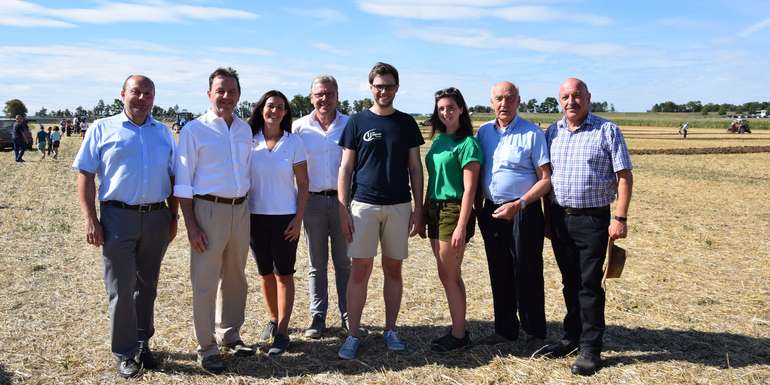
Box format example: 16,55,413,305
310,75,339,93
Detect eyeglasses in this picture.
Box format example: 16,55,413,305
435,87,460,99
372,83,397,92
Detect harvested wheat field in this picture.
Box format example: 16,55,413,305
0,125,768,385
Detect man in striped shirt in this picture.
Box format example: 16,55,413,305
539,78,633,376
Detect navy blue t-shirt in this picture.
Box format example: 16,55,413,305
340,109,424,205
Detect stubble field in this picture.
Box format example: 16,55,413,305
0,126,768,384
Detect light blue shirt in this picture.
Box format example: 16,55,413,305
477,116,550,204
72,112,175,204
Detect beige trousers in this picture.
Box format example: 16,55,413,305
190,197,250,358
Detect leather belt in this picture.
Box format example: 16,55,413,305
102,200,166,212
194,194,247,205
310,190,337,197
559,205,610,217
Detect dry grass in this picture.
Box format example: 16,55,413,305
0,126,768,384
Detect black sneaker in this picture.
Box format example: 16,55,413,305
221,340,256,357
260,320,278,342
430,329,471,353
268,334,290,356
304,314,325,339
200,354,226,374
137,342,157,369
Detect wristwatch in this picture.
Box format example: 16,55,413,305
519,198,527,209
614,215,627,223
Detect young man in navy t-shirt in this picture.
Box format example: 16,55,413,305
336,62,425,359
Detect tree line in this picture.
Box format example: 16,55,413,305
4,95,376,121
468,97,614,114
649,100,770,115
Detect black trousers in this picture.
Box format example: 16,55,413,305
478,199,546,340
549,204,610,353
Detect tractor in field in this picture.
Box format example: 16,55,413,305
172,111,195,133
727,118,751,134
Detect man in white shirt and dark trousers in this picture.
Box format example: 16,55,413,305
174,67,255,373
292,75,351,338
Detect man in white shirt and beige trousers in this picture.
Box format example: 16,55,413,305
174,67,255,373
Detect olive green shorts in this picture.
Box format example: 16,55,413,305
426,200,475,243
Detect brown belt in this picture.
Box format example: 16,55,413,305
194,194,247,205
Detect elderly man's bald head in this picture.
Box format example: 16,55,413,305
559,77,591,127
122,74,155,92
490,81,521,127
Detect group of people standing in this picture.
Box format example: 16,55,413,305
73,62,633,379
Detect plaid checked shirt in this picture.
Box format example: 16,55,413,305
546,113,632,208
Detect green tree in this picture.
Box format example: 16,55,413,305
353,98,373,113
526,98,538,113
75,106,86,118
152,105,165,117
111,99,124,115
290,94,312,118
4,99,28,117
539,97,559,113
237,100,253,119
93,99,106,117
339,100,351,114
36,107,48,117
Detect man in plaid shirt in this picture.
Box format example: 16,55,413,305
538,78,633,376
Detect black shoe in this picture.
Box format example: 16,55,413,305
534,340,579,358
117,358,141,378
221,340,255,357
268,334,290,356
571,350,602,376
304,314,325,339
137,342,157,369
260,320,278,342
430,329,471,353
200,354,226,374
524,334,546,356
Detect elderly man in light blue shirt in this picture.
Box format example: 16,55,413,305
73,74,178,379
476,81,551,349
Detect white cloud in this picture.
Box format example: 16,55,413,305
313,43,350,56
284,7,348,23
738,16,770,38
357,1,611,26
397,26,626,56
0,0,258,28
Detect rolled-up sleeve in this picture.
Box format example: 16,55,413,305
173,126,196,198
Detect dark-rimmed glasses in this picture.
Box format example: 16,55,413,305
435,87,460,99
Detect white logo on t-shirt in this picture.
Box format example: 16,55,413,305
363,129,382,142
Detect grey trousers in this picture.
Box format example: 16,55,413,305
303,194,350,321
190,198,250,359
100,204,171,360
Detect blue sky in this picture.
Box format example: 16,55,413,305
1,0,769,114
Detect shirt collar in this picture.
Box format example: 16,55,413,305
495,115,520,134
120,111,155,128
559,112,595,132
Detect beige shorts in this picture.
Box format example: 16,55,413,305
348,200,412,260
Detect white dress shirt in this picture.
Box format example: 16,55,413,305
174,110,252,199
291,110,348,192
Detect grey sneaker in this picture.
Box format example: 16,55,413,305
304,314,325,339
267,334,290,356
338,335,362,360
383,329,406,351
259,320,277,342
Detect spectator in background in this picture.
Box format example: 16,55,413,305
35,125,48,160
12,115,30,162
50,126,61,160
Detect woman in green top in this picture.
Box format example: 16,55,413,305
423,87,482,352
